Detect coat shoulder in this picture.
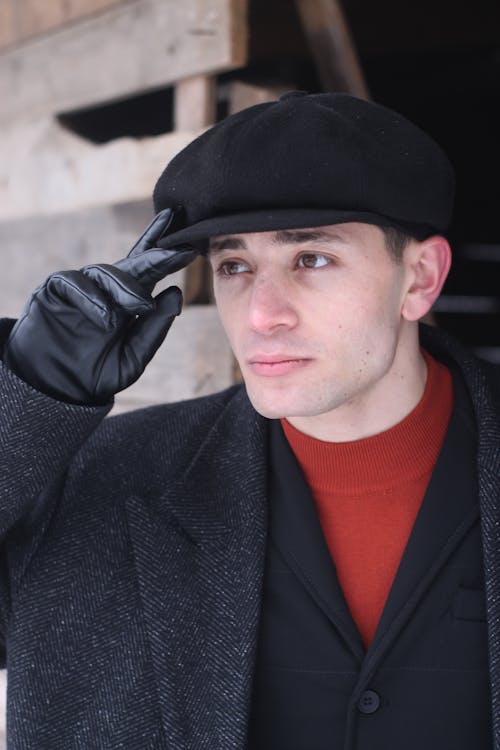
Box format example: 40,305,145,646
420,323,500,444
420,324,500,398
69,384,252,490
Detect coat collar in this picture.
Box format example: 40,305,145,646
126,387,269,750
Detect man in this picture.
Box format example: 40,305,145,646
0,92,499,749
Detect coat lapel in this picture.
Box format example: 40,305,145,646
267,418,365,659
126,389,268,750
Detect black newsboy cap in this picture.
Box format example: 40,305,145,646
153,91,455,249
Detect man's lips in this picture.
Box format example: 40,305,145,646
246,355,312,377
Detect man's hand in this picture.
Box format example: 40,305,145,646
3,209,199,404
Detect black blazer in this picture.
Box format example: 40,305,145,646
0,320,499,750
248,377,491,749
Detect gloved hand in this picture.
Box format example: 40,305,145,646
3,208,198,405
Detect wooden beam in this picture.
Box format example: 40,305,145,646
294,0,369,98
8,0,125,47
174,75,216,131
0,0,16,50
228,81,290,114
0,118,200,221
228,0,248,73
173,74,217,304
0,0,249,125
183,256,214,304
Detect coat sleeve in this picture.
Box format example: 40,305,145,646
0,319,111,658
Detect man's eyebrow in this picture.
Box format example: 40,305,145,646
208,228,346,255
208,236,247,254
272,229,344,245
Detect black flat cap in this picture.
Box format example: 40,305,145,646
153,91,455,250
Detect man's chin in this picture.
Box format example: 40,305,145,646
243,385,310,420
243,386,288,419
250,404,290,420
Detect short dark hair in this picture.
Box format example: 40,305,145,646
380,225,418,262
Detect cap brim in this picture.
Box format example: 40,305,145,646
157,208,433,252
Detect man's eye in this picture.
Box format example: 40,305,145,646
217,260,250,276
297,253,331,269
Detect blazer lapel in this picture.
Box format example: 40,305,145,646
268,418,365,660
126,389,268,750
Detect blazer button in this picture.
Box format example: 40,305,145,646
357,690,381,714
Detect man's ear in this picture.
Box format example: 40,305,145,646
401,235,452,321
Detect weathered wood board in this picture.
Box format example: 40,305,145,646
0,199,188,316
294,0,368,97
0,0,125,49
0,0,248,124
0,118,201,221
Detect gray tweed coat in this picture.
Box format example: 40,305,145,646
0,320,499,749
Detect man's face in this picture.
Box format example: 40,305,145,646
208,222,413,425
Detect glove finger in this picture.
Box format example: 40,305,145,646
127,208,175,258
82,264,154,315
114,246,199,289
153,285,183,317
115,286,183,389
43,270,119,331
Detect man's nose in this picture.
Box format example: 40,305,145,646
247,276,299,334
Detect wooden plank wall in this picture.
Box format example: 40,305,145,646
0,0,248,124
0,0,128,49
0,0,250,417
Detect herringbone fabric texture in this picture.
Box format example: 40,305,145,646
0,317,498,748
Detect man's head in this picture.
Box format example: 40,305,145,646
206,222,450,438
152,92,455,437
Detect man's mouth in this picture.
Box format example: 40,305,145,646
247,355,312,377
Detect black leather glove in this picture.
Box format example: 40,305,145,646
3,208,198,405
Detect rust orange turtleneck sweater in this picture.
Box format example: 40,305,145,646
281,350,453,649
